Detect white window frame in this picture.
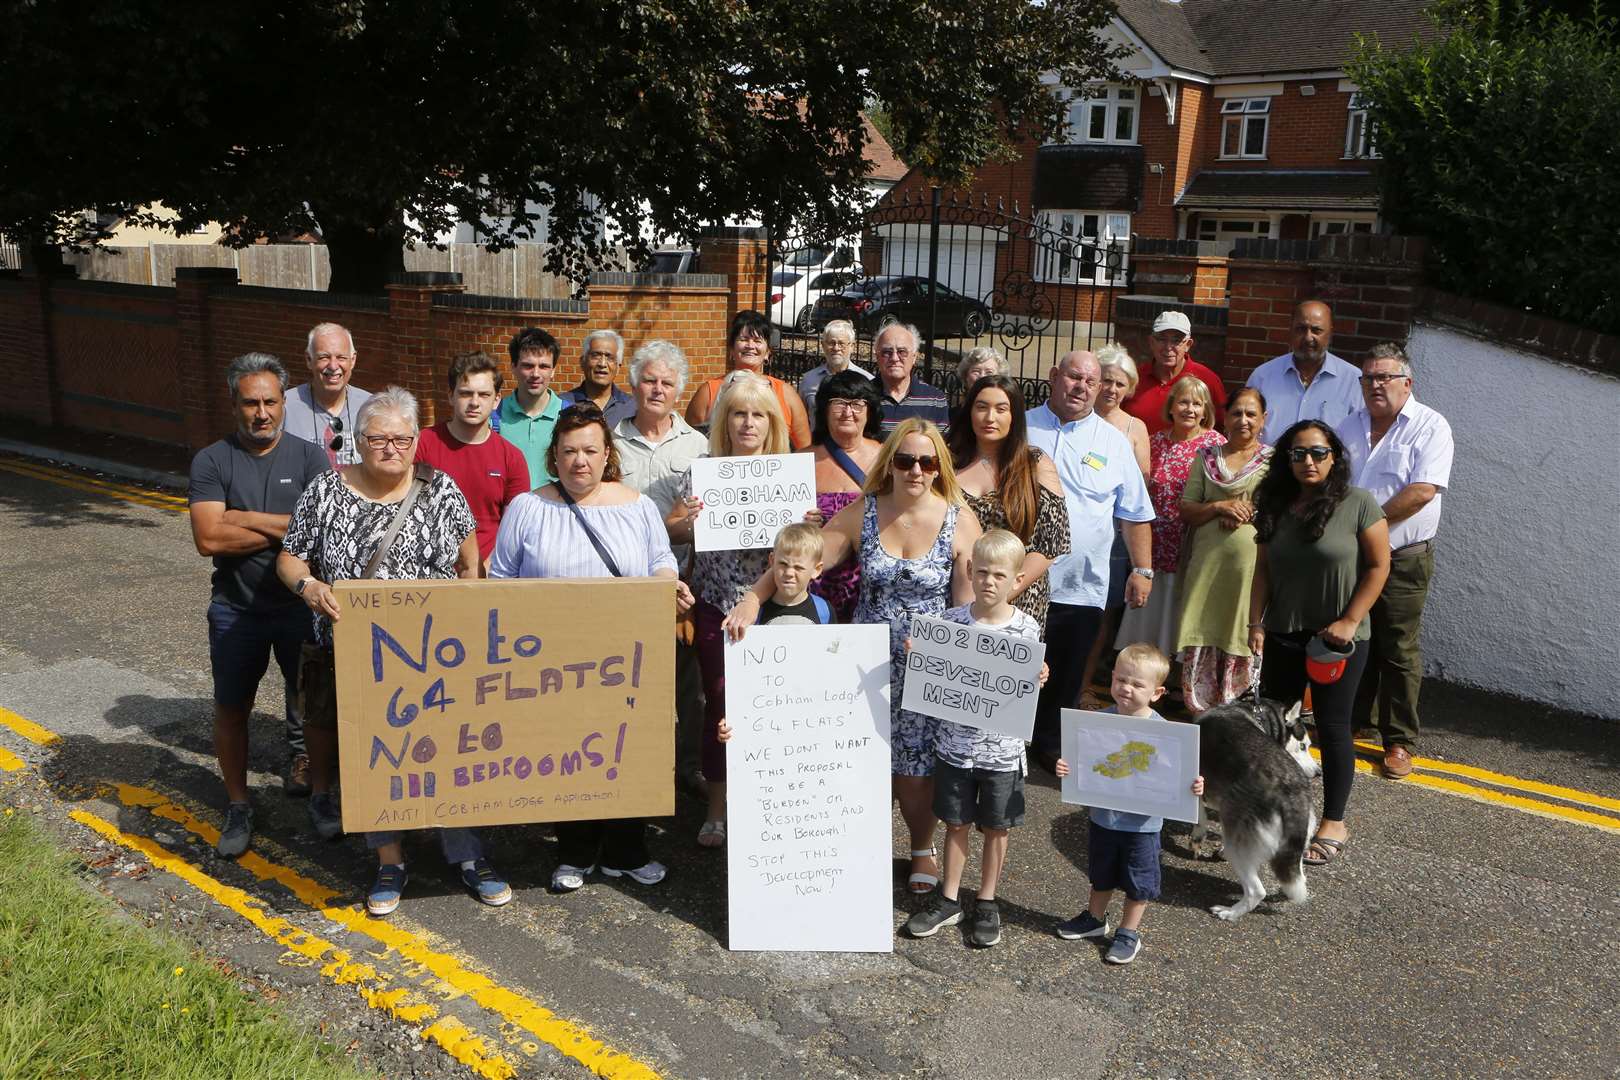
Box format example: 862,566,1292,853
1220,98,1271,159
1310,215,1378,238
1061,84,1139,146
1194,216,1273,256
1036,210,1130,285
1344,93,1379,159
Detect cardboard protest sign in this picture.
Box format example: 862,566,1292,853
690,453,816,552
1060,709,1201,824
724,625,892,952
900,614,1046,741
332,578,674,832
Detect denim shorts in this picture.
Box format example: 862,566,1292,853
206,600,313,708
1088,821,1161,901
933,758,1026,830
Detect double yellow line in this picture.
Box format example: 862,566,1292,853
0,456,190,514
0,705,662,1080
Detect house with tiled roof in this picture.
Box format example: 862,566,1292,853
880,0,1433,268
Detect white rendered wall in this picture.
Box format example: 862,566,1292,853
1405,321,1620,718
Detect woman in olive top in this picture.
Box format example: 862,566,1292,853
1249,419,1389,867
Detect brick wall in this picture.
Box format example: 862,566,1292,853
0,266,732,453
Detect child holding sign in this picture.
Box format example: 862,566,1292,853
1054,644,1204,965
905,530,1047,948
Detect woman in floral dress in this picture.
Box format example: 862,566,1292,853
1115,375,1224,663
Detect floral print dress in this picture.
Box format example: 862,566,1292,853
852,496,958,777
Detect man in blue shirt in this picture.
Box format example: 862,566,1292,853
1025,350,1154,767
562,329,636,427
1246,300,1364,445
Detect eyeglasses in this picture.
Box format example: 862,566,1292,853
892,452,939,473
1288,446,1333,463
1359,373,1409,386
826,398,868,415
876,347,913,358
362,433,416,451
328,415,344,452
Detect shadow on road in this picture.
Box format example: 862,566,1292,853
0,465,168,531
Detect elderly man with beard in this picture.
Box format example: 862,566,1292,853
188,353,332,856
1247,300,1364,445
284,322,372,467
1025,350,1154,770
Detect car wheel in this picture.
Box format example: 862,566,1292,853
962,309,987,337
795,305,814,333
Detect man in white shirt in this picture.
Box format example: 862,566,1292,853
283,322,373,468
1334,343,1454,779
1026,350,1155,767
613,340,710,795
1247,301,1364,445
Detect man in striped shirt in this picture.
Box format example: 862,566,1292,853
874,323,950,435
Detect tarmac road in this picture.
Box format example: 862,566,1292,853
1,453,1616,1080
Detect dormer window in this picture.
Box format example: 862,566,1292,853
1220,98,1270,159
1064,85,1138,145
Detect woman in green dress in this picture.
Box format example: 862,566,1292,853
1175,387,1273,712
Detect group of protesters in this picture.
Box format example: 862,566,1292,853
190,300,1453,940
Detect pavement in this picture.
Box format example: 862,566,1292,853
0,450,1617,1080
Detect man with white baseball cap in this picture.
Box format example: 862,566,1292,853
1123,309,1229,435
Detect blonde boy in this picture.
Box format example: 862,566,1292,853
758,522,831,625
1055,643,1204,965
905,530,1048,948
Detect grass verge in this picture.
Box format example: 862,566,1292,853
0,808,372,1079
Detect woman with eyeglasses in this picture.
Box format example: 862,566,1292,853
1175,387,1274,712
667,373,797,848
947,375,1069,631
488,403,693,893
724,418,982,893
807,369,886,622
278,387,510,918
1249,419,1390,867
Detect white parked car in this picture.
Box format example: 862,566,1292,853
769,268,861,332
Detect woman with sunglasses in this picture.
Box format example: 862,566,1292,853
488,403,693,892
667,373,796,848
808,369,886,622
1249,419,1390,867
278,387,508,917
724,418,981,893
947,375,1069,631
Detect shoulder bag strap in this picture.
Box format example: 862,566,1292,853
362,462,433,580
824,441,867,486
558,485,624,577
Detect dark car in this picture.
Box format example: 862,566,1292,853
810,275,990,337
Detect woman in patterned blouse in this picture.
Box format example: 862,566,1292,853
278,386,507,918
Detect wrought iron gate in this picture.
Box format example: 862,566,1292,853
760,188,1132,408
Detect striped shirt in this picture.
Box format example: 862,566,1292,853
879,377,951,435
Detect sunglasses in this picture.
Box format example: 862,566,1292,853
1288,446,1333,463
328,415,344,452
892,452,940,473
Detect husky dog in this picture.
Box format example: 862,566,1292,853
1195,699,1319,921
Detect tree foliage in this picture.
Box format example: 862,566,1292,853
0,0,1121,292
1348,1,1620,333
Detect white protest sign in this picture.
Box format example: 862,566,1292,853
1061,709,1201,824
691,453,816,552
899,614,1045,742
725,624,892,952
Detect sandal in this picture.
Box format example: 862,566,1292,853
697,819,727,848
907,848,939,894
1304,835,1346,866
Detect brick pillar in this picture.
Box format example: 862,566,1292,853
175,266,239,451
1224,245,1317,383
1308,235,1428,362
700,226,770,325
0,269,61,426
384,271,466,429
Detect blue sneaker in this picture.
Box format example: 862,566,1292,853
367,864,408,917
1105,928,1142,965
1055,911,1109,940
460,859,512,907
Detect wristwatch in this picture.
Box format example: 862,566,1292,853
296,576,316,595
1130,567,1154,580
